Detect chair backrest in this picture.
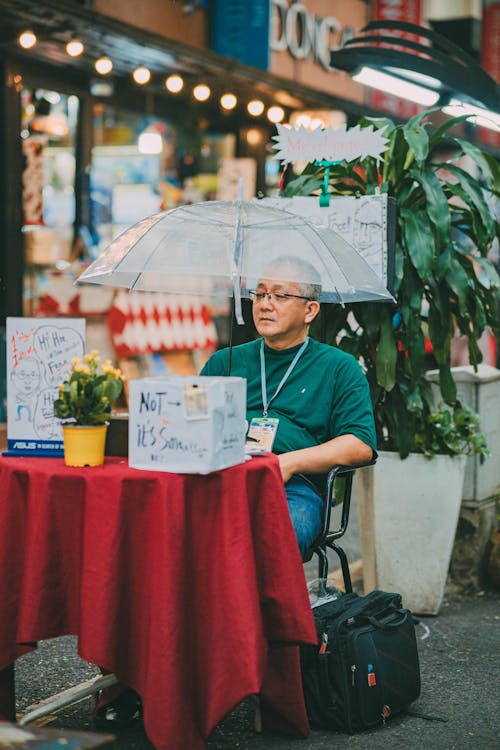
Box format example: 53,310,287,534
303,459,376,594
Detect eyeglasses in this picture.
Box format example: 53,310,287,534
249,290,311,304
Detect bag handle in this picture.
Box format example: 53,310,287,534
358,609,409,630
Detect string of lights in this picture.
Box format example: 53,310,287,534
15,28,286,124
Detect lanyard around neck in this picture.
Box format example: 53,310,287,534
260,337,309,417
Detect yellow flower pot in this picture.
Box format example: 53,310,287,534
63,424,108,467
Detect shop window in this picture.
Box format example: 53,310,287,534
91,104,179,248
20,88,79,316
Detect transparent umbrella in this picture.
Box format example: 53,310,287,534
77,199,394,324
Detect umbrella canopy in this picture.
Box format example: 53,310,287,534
77,200,394,323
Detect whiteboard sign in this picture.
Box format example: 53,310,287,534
5,318,86,456
257,194,390,285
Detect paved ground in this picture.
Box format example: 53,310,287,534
14,587,499,750
13,492,500,750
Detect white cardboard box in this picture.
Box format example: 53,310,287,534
128,376,247,474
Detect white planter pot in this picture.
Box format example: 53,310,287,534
356,451,467,616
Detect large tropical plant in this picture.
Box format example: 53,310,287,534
284,111,499,457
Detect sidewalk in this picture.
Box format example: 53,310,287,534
12,486,500,750
14,585,499,750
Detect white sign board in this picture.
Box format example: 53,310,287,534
5,318,86,456
271,124,389,165
257,194,390,285
129,376,247,474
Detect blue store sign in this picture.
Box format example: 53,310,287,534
212,0,270,70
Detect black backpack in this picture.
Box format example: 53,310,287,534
300,590,421,733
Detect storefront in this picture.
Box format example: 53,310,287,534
0,0,378,376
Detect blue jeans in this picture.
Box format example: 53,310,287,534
285,476,323,559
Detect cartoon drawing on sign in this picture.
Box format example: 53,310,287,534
10,357,41,423
353,198,384,281
6,318,86,451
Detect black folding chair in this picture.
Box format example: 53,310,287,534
303,459,377,594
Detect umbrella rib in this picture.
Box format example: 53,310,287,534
309,221,390,287
106,213,167,277
293,224,349,303
121,225,174,285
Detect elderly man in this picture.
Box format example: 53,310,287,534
95,257,376,728
200,256,376,557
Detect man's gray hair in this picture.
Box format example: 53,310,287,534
262,256,322,301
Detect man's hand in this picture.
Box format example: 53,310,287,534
278,452,297,484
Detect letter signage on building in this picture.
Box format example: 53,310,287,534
270,0,354,70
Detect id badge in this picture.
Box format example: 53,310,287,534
246,417,279,453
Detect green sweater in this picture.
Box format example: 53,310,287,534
200,337,376,466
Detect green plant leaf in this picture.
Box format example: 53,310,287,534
427,296,451,367
404,314,426,379
474,257,500,290
358,116,396,137
400,208,435,280
446,256,473,313
435,245,452,280
400,258,423,311
403,121,429,165
375,309,397,391
409,167,450,246
445,182,487,247
439,364,457,404
443,164,496,243
283,173,323,197
453,138,500,190
381,385,415,458
428,114,471,146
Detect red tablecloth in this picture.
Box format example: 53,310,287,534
0,454,316,749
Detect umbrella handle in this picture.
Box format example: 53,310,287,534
232,274,244,325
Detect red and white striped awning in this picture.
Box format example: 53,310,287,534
107,291,218,357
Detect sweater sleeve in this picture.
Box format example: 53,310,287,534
329,356,377,452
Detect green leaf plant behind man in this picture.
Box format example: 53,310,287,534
285,110,499,458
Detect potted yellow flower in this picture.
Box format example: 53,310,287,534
53,350,124,467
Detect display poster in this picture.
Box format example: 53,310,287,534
257,194,392,287
216,158,257,201
5,318,85,456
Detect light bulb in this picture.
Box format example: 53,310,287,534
66,39,84,57
133,66,151,85
193,84,210,102
95,56,113,75
246,128,262,146
247,99,264,117
295,114,311,128
267,106,285,124
165,74,184,93
220,93,237,110
19,30,37,49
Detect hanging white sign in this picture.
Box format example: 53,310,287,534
271,123,389,165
